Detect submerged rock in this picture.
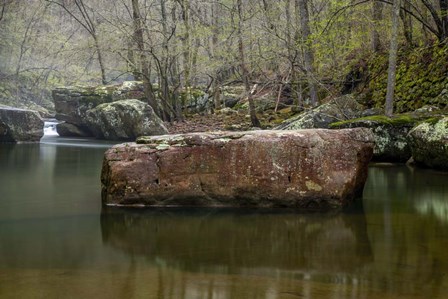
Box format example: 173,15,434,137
101,129,374,209
330,115,417,162
408,117,448,170
277,95,365,130
86,99,168,141
0,107,44,142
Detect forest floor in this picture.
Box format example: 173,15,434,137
165,112,253,134
165,107,293,134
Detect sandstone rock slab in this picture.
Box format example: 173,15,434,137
101,129,374,209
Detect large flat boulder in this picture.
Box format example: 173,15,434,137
0,107,44,142
101,129,374,209
408,117,448,170
86,99,168,140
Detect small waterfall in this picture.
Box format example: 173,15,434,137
43,120,59,136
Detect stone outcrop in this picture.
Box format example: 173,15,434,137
101,129,374,209
330,115,416,162
0,107,44,142
277,95,366,130
86,99,168,141
53,81,145,137
56,122,92,137
408,117,448,170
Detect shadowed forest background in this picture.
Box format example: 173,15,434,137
0,0,447,122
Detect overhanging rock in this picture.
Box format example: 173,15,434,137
101,129,374,209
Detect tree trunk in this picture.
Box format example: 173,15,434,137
211,1,222,109
92,34,107,85
131,0,158,116
297,0,318,107
372,0,383,52
180,0,191,91
441,0,448,41
385,0,401,117
400,0,413,46
236,0,261,128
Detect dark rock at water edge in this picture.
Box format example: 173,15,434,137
101,129,374,209
0,107,44,142
408,117,448,170
86,99,168,141
56,122,92,137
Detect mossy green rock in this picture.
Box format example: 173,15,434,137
330,115,418,162
408,117,448,170
278,95,365,130
86,99,168,141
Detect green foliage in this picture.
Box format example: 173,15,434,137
365,44,448,112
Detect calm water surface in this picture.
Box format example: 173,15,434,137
1,136,448,299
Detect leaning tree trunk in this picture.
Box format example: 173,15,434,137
385,0,401,116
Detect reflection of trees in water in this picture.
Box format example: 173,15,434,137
101,208,372,274
101,207,377,297
363,165,448,298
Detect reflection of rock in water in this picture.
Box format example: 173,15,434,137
101,208,372,275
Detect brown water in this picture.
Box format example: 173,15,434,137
1,136,448,299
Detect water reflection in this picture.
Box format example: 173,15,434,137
100,208,379,298
101,208,372,274
0,136,113,220
2,138,448,298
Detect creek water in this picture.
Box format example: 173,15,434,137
1,135,448,299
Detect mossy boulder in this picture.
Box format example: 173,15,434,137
0,107,44,142
330,115,420,162
278,95,365,130
85,99,168,141
52,81,146,137
408,117,448,170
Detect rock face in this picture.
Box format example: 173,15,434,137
101,129,374,209
277,95,365,130
408,117,448,170
86,99,168,141
0,107,44,142
330,115,416,162
52,81,145,137
56,122,92,137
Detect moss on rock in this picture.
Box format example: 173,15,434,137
408,117,448,170
364,44,448,112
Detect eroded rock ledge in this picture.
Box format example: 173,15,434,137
101,129,374,209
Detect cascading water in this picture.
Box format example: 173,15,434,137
43,120,59,136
